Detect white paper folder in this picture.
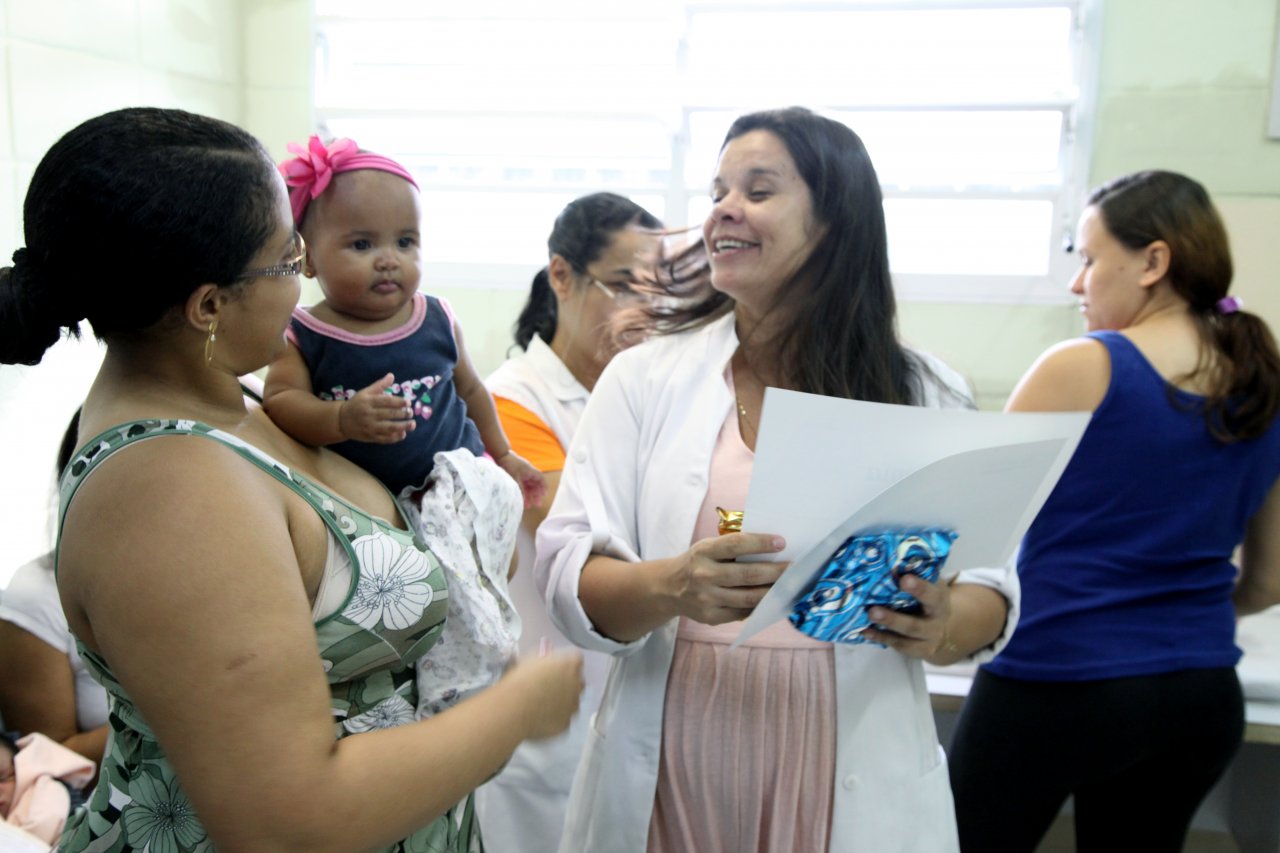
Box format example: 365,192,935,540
730,389,1090,648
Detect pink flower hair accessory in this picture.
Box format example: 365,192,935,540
279,135,419,224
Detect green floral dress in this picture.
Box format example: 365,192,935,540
55,420,481,852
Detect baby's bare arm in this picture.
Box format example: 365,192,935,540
264,345,412,446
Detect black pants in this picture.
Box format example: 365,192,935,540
948,667,1244,853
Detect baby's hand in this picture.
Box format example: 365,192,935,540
339,373,416,444
496,451,547,508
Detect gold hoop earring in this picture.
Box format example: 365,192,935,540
204,320,218,366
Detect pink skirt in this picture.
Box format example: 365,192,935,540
646,619,837,853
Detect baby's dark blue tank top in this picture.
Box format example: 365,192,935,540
289,293,484,497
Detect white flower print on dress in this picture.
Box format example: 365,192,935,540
347,529,435,630
121,772,207,852
343,693,416,733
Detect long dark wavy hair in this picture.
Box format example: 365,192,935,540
1089,170,1280,442
513,192,661,350
628,107,937,405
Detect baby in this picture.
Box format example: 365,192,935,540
264,136,543,504
0,731,94,847
264,136,539,717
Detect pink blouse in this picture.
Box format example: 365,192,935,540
647,366,837,852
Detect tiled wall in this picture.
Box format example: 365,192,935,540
0,0,310,580
1090,0,1280,336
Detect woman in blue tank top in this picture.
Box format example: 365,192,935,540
949,170,1280,852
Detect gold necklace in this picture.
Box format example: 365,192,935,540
733,348,763,439
736,395,756,437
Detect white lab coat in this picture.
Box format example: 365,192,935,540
535,312,1021,853
479,336,610,853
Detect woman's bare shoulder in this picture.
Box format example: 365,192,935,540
57,434,297,633
1005,337,1110,413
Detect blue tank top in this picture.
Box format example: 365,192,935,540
986,331,1280,682
289,293,485,497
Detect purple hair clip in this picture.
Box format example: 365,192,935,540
1216,295,1244,315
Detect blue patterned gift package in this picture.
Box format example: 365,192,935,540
789,528,957,645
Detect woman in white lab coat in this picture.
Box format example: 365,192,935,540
478,193,662,853
535,107,1021,853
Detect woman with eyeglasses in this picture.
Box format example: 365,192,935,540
477,191,662,853
533,108,1018,852
0,107,583,853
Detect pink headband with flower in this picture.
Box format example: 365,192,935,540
279,135,419,224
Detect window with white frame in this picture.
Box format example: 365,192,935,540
314,0,1098,302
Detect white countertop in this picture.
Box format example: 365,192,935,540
925,606,1280,731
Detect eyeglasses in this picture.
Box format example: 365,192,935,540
590,278,641,301
238,235,306,281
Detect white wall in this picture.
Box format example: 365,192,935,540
1089,0,1280,338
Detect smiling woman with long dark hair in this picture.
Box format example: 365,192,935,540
534,107,1018,853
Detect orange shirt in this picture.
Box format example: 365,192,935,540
493,395,566,473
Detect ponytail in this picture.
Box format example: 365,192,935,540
513,267,558,350
512,192,662,351
1196,309,1280,442
1090,170,1280,442
0,256,71,366
0,108,278,368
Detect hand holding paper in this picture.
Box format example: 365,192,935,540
668,533,789,627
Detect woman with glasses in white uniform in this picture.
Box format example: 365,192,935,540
479,192,662,853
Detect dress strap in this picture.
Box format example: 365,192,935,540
54,420,389,620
